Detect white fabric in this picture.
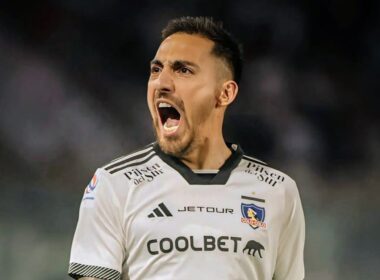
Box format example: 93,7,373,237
69,153,305,280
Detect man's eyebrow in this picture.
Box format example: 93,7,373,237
150,59,200,70
172,60,200,69
150,59,163,67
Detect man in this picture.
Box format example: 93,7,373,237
68,16,305,280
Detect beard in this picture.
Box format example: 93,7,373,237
151,90,197,158
152,115,196,158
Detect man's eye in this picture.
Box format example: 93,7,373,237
179,67,192,74
150,66,161,73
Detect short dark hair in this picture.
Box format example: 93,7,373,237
161,16,243,84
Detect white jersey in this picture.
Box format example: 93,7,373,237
68,143,305,280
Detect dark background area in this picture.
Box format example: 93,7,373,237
0,0,379,279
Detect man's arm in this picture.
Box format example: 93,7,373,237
274,179,305,279
68,169,126,280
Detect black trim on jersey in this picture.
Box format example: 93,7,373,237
242,155,267,166
104,144,154,171
108,152,157,174
153,142,243,185
193,173,218,180
68,262,120,280
241,195,266,203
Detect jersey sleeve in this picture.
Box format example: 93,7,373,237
68,168,126,280
273,179,305,280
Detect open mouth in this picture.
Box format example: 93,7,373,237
157,102,181,133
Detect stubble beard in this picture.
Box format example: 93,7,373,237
152,116,195,158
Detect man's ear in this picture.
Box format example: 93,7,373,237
216,80,238,107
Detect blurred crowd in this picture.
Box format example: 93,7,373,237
0,0,379,279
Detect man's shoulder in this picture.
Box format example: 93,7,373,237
83,143,159,195
100,143,157,175
239,152,297,189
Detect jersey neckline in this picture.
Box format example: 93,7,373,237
153,142,243,185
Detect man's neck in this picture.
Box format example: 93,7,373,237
179,137,232,170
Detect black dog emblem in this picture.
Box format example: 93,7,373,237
243,240,265,258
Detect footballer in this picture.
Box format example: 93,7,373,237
68,16,305,280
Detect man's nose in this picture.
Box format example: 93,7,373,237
156,68,174,94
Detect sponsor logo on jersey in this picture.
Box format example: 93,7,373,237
178,206,234,214
124,163,164,186
244,162,285,187
241,203,267,229
82,173,99,203
242,240,265,258
147,236,264,259
147,202,173,218
85,174,98,194
147,236,241,255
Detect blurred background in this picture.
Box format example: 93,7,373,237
0,0,379,279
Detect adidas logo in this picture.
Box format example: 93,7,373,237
148,202,173,218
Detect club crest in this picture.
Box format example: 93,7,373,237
241,203,267,229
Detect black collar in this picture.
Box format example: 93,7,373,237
153,142,243,185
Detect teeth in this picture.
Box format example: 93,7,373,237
163,122,179,132
158,102,172,108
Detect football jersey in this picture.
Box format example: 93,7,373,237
68,143,305,280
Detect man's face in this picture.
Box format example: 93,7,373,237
147,33,225,157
